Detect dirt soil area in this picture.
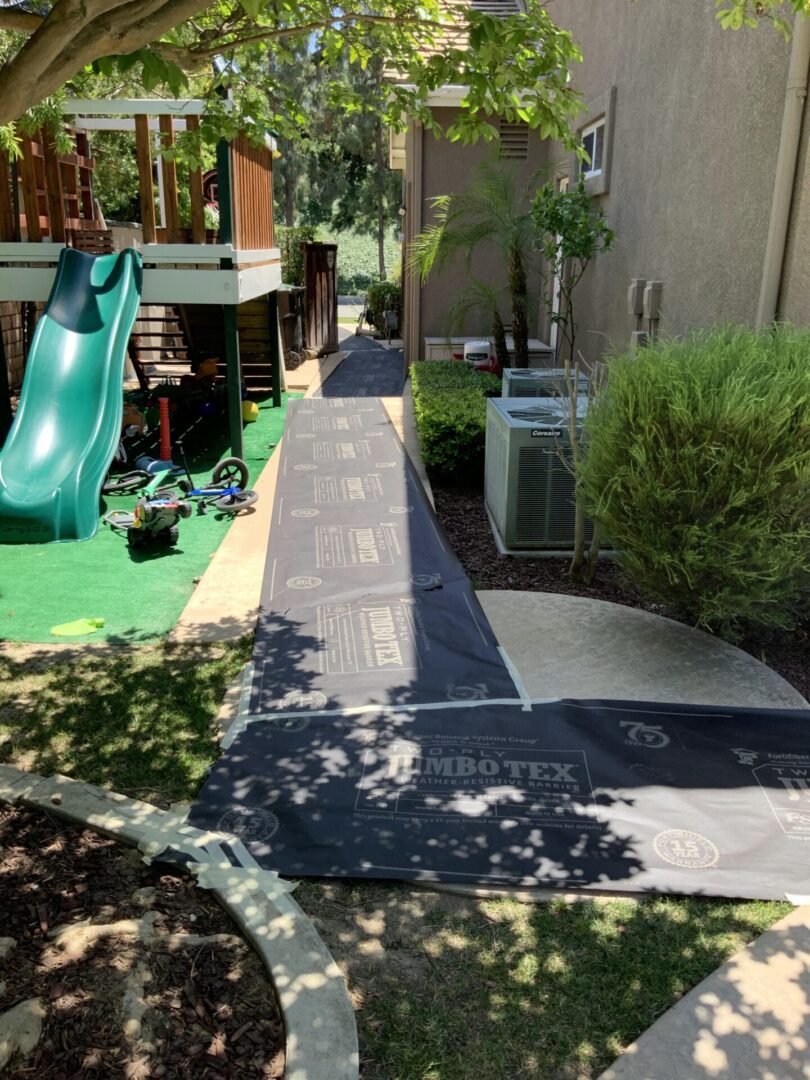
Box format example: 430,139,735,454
0,805,284,1078
433,483,810,703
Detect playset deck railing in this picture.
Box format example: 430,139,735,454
0,127,101,243
0,99,276,259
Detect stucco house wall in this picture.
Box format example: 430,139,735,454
412,108,545,356
399,0,808,366
543,0,791,364
779,104,810,325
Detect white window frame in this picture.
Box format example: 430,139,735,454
580,118,605,180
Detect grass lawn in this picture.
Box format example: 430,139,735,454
298,880,789,1080
0,394,298,644
0,645,791,1079
0,639,250,804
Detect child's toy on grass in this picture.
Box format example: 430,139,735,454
104,493,192,549
51,616,105,636
176,455,258,515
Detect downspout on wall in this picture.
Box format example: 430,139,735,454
756,14,810,327
403,120,423,362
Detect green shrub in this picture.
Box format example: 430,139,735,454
411,361,501,484
277,225,319,285
366,280,402,331
579,327,810,636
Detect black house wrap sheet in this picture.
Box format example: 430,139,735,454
248,396,522,713
189,397,810,899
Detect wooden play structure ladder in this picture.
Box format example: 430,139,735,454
179,300,278,391
130,305,190,379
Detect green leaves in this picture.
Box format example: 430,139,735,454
715,0,809,35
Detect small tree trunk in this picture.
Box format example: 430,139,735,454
566,356,586,579
584,522,601,583
375,121,386,280
492,311,509,374
284,173,295,228
508,248,529,368
569,498,586,580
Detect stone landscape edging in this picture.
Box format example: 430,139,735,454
0,764,359,1080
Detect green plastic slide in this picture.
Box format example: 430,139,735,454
0,247,142,543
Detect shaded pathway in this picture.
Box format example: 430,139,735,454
313,336,405,397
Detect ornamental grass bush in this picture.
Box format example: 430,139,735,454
579,327,810,637
411,361,501,483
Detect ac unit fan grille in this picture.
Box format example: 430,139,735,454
506,407,563,422
515,445,594,545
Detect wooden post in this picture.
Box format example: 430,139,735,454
0,320,11,445
216,138,233,249
41,132,66,243
158,114,182,243
268,290,282,408
19,137,41,241
0,157,15,241
134,115,156,244
223,305,243,458
186,115,206,245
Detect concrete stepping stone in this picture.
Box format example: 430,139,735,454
478,591,807,709
599,905,810,1079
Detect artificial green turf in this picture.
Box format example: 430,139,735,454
0,394,299,644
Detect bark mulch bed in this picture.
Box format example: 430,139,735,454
0,805,284,1079
433,482,810,703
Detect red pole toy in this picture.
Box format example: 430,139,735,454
158,397,172,462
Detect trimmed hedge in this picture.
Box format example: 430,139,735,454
579,326,810,636
411,361,501,484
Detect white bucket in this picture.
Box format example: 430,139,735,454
464,339,491,365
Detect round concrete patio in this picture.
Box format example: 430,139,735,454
477,591,807,709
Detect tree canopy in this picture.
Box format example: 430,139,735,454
0,0,802,160
0,0,586,158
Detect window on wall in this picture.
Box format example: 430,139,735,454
580,119,605,179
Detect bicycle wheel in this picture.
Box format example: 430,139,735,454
213,489,259,513
102,470,151,495
212,456,249,490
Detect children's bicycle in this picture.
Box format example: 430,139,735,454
172,455,258,515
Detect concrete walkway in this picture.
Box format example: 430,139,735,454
312,335,405,397
171,352,423,643
599,905,810,1080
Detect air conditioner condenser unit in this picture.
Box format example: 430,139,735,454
501,367,590,398
484,396,594,552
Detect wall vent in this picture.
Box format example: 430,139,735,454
499,121,529,161
471,0,520,14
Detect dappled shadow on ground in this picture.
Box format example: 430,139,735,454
0,628,253,804
296,878,794,1080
